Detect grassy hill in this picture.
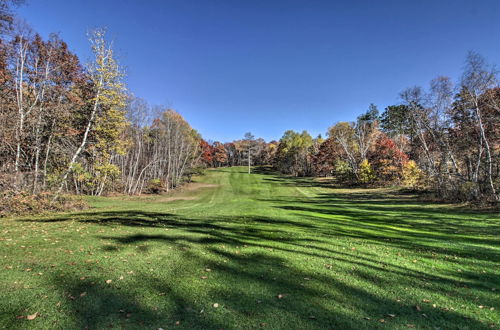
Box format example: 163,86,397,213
1,167,498,329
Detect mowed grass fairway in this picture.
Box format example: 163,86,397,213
1,167,499,329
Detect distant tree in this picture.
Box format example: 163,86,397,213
368,133,408,182
199,139,213,167
212,142,227,167
358,159,376,184
402,160,424,190
357,103,379,124
380,105,412,140
334,159,355,183
459,51,498,200
313,137,343,176
0,0,24,34
275,130,313,176
355,106,380,162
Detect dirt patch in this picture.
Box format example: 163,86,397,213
157,196,197,202
180,182,219,192
105,182,219,203
154,182,219,203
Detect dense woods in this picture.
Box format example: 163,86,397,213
0,2,206,202
0,0,498,215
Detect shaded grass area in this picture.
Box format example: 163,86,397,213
0,167,498,329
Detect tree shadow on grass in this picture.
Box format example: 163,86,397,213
20,206,498,329
27,233,487,329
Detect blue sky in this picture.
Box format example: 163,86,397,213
18,0,500,142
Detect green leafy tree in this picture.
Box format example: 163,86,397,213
334,159,354,183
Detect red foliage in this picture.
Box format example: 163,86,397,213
212,142,228,166
369,133,409,181
199,139,214,166
312,138,344,176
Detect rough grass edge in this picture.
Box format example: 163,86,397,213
0,191,88,218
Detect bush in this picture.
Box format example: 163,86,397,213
0,191,87,217
358,159,377,184
402,160,424,190
183,167,205,183
145,178,164,194
334,160,355,184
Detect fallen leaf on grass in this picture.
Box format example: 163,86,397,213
205,268,212,272
27,312,38,320
200,276,208,279
80,292,87,297
422,299,430,303
415,305,421,311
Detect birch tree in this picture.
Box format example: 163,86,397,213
459,52,498,200
54,28,125,198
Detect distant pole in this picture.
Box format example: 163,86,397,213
243,132,254,174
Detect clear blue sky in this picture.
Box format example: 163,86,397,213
17,0,500,142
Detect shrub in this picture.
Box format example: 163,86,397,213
145,178,163,194
358,159,377,184
334,159,355,184
0,191,88,217
402,160,424,190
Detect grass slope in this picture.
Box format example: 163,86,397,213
0,167,498,329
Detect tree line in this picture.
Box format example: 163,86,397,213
0,1,498,205
199,54,499,203
0,1,203,199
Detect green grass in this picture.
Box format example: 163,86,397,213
1,166,499,329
